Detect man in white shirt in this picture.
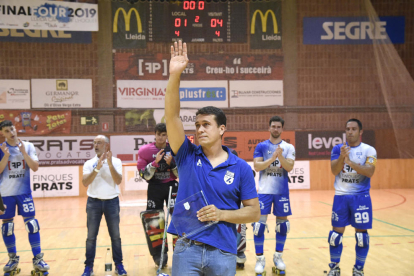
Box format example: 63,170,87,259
81,135,127,276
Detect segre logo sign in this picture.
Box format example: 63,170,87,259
303,16,405,44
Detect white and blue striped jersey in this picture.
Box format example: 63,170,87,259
254,140,295,195
0,141,38,196
331,142,377,195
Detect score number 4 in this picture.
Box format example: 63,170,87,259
211,19,223,37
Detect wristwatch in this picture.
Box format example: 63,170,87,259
94,168,100,173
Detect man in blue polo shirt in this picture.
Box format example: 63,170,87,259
165,41,260,276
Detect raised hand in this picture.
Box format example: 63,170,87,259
17,139,27,155
107,151,113,166
169,40,189,76
275,145,283,157
0,143,10,156
164,152,173,165
340,143,350,159
155,149,165,164
96,152,106,170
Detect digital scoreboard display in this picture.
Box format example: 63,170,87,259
150,1,247,43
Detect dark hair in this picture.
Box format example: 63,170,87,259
269,116,284,127
0,120,13,130
346,118,362,130
154,123,167,134
196,106,226,127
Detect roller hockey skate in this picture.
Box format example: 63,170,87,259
271,252,286,275
255,255,266,276
352,266,364,276
327,263,340,276
3,253,21,276
30,253,49,276
236,252,246,269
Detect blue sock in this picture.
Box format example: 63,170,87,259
355,232,369,270
254,234,265,254
329,231,343,263
275,232,287,252
24,218,41,256
2,220,16,254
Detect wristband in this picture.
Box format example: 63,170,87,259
94,168,100,173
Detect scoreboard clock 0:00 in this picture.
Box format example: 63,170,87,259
150,0,246,43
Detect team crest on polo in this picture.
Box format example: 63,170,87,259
224,170,235,185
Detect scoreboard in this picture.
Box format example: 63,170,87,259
150,0,247,43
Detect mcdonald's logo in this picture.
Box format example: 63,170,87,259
250,10,279,34
113,7,142,33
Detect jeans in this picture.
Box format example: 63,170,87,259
172,239,236,276
85,196,123,267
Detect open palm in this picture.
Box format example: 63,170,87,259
169,40,189,75
0,144,9,155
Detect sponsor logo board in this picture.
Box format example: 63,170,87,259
0,80,30,109
110,135,155,163
303,16,405,44
0,0,99,31
295,130,375,159
31,79,93,108
31,166,79,197
22,136,95,166
0,110,71,135
114,54,283,81
223,131,295,161
229,80,283,107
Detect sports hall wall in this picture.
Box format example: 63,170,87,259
0,0,413,197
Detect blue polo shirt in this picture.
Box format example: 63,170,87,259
167,136,258,254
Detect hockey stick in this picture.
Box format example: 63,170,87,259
156,186,173,276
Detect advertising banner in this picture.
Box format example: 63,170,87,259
117,80,166,109
112,1,146,49
250,1,282,49
21,136,95,166
295,130,375,159
110,135,155,163
303,16,405,45
124,165,147,191
31,79,93,108
0,80,30,109
288,161,310,190
0,29,91,43
31,166,79,198
223,131,295,161
117,80,228,109
0,0,98,31
0,110,71,135
246,161,309,190
229,80,283,107
125,109,197,131
180,81,228,108
114,53,283,81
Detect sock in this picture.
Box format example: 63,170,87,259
2,220,17,254
24,218,41,256
276,231,287,252
254,234,265,254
